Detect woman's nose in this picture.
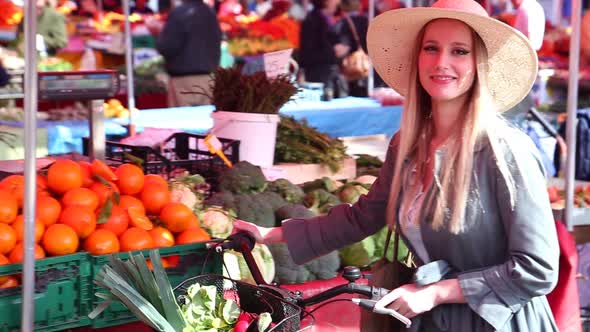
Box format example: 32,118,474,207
434,51,450,70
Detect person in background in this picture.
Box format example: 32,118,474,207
158,0,172,14
76,0,98,17
299,0,350,99
336,0,368,96
511,0,545,51
102,0,123,13
502,0,544,124
35,0,68,55
0,59,10,88
154,0,221,106
131,0,155,14
233,0,559,330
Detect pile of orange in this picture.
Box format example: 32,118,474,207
0,159,211,289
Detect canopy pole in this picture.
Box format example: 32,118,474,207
367,0,375,97
22,0,39,329
564,0,582,231
124,0,136,136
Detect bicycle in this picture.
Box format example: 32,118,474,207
173,231,412,331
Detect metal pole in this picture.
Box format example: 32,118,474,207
89,99,106,160
22,0,38,329
123,0,136,136
564,0,582,231
367,0,375,97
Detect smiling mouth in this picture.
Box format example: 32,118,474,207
430,75,456,82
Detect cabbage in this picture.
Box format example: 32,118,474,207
200,207,235,239
223,244,275,285
339,227,409,267
339,237,376,267
337,182,370,204
181,283,240,331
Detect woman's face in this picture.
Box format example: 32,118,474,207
418,19,477,105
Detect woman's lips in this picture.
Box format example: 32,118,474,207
430,75,456,84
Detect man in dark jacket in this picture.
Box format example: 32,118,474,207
155,0,221,106
299,0,350,99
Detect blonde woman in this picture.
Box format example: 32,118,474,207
234,0,559,330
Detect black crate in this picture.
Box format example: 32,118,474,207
82,132,239,193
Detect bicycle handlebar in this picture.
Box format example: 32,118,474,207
206,231,412,328
207,232,391,303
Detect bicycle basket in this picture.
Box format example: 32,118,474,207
174,274,301,332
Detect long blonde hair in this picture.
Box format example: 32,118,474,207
386,22,515,234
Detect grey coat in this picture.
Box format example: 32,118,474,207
282,126,560,331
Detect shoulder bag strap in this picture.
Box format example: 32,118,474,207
382,227,398,260
344,14,362,50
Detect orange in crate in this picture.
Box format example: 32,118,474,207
89,181,120,207
120,227,154,252
140,183,171,215
12,215,45,243
97,205,129,236
36,196,62,227
0,175,24,207
91,159,118,182
144,174,168,187
0,276,19,289
149,226,175,248
42,224,79,256
62,187,100,212
9,243,46,263
0,190,17,224
0,223,16,255
117,195,145,215
84,229,120,255
79,161,94,187
159,202,193,233
176,227,211,245
59,206,96,239
128,206,153,230
47,160,83,194
115,164,145,195
0,253,12,284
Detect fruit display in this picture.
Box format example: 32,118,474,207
38,57,74,72
0,159,211,289
219,14,300,56
103,99,138,119
547,184,590,208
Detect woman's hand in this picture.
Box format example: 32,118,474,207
232,219,284,245
373,279,465,319
374,283,439,319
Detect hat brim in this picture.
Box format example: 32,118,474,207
367,8,538,113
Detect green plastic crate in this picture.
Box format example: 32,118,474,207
90,242,223,329
0,253,92,332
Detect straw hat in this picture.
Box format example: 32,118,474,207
367,0,538,112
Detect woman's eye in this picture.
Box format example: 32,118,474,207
423,45,437,52
453,48,470,55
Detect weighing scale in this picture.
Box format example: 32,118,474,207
38,70,120,160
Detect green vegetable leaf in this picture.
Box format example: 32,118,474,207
96,198,113,224
150,250,188,331
221,299,240,324
257,312,272,331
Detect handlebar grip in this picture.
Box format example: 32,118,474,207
374,287,390,299
217,232,256,252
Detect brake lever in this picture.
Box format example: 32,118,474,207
351,299,412,328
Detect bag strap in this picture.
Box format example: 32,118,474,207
344,15,362,50
382,227,398,260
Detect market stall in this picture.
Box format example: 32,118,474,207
0,97,402,157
